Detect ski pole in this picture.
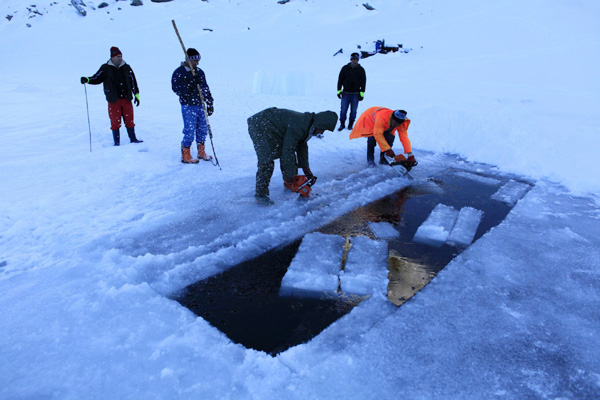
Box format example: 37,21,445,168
172,19,221,170
83,83,92,152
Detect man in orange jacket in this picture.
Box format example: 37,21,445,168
349,107,417,167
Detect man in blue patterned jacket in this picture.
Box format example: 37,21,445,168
171,48,214,164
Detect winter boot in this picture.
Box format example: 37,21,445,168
197,143,213,161
348,120,354,130
112,129,120,146
126,127,143,143
337,121,345,131
181,146,199,164
254,195,274,206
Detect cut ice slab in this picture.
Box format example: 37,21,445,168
454,171,502,186
368,221,400,239
413,204,459,247
447,207,484,247
491,179,530,205
413,203,484,248
341,236,389,297
280,234,389,299
279,232,346,298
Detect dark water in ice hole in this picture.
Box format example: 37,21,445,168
175,169,531,355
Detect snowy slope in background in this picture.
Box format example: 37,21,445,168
1,0,599,193
1,0,599,398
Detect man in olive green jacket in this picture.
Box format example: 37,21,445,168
247,107,338,204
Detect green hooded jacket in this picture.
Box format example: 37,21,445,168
247,107,338,180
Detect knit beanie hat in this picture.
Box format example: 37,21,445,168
392,109,407,122
350,52,360,60
110,46,122,57
187,48,201,61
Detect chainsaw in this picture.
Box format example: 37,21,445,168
384,155,417,178
297,176,317,198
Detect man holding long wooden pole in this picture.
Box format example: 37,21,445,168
171,47,215,164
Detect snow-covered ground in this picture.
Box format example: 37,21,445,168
1,0,599,398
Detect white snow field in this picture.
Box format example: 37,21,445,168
1,0,599,399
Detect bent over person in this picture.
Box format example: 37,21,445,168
350,107,417,167
247,107,338,205
171,48,214,164
80,46,143,146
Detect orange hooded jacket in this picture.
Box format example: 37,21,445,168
349,107,411,153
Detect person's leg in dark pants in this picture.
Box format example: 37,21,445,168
379,130,396,164
348,94,359,129
338,93,351,130
256,161,275,198
367,137,376,166
248,116,276,201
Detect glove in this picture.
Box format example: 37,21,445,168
359,91,364,101
337,90,342,99
407,155,417,167
134,94,140,107
384,149,395,158
206,100,214,116
80,77,89,84
302,166,314,180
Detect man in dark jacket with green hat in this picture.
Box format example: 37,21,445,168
247,107,338,205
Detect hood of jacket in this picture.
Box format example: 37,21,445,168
312,111,338,132
107,59,128,68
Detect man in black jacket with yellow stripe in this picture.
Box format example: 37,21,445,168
81,46,143,146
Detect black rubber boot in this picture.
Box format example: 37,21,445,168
112,129,120,146
126,127,143,143
348,120,354,130
255,195,274,206
337,121,345,131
